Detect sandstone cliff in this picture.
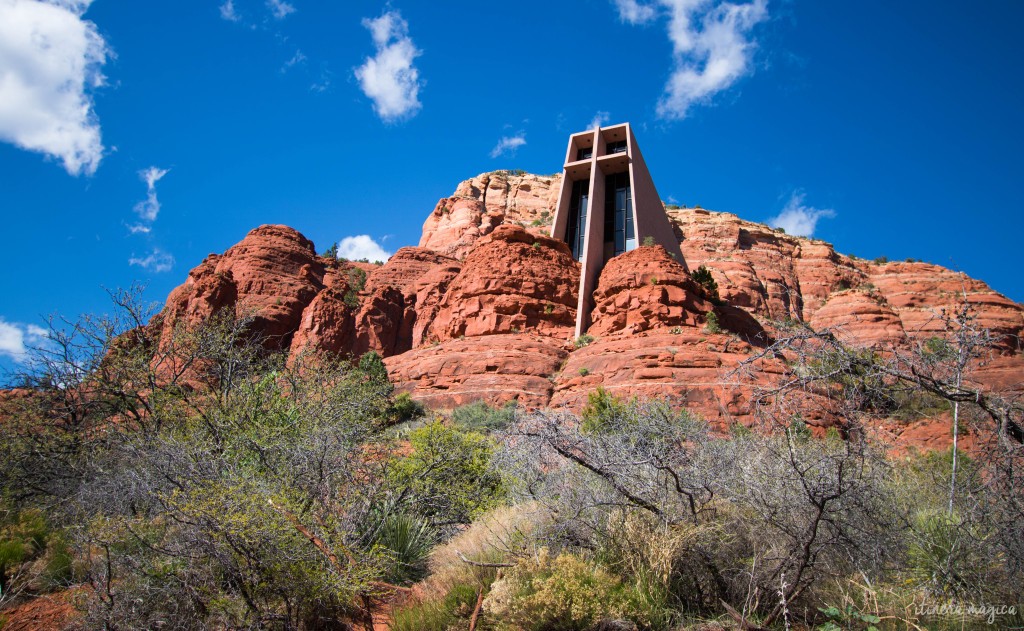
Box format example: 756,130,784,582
158,171,1024,435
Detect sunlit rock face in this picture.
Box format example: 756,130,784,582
155,172,1024,433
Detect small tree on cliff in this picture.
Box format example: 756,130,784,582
691,265,721,304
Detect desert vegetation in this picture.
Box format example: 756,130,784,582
0,288,1021,630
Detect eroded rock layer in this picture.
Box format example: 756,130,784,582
155,172,1023,427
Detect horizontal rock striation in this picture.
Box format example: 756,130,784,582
153,172,1022,428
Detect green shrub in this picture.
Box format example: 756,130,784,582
391,599,456,631
581,387,628,434
348,266,367,291
704,311,721,334
451,400,517,432
730,422,753,438
578,367,590,377
0,506,52,596
691,265,721,304
483,550,650,630
343,289,360,308
904,508,994,600
41,535,75,588
358,350,389,384
391,582,480,631
642,236,656,247
817,604,881,631
391,392,426,423
386,422,505,527
366,511,436,584
789,417,813,441
574,334,594,349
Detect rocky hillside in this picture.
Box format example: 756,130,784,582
157,171,1024,435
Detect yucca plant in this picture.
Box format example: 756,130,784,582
367,510,436,584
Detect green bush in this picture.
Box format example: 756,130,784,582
386,422,505,527
581,387,628,434
391,582,480,631
691,265,721,304
343,289,360,308
451,400,517,432
904,506,995,600
484,550,650,630
391,392,426,423
0,506,52,596
348,266,367,291
366,511,436,584
574,334,594,349
642,236,656,246
321,242,339,258
358,350,389,383
704,311,721,334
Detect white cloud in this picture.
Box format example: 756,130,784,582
767,192,836,238
614,0,767,120
219,0,240,22
282,49,306,72
0,320,27,361
587,111,611,130
490,134,526,158
354,10,423,122
126,223,151,234
0,318,47,363
614,0,657,24
133,166,169,223
0,0,109,175
266,0,294,20
129,248,175,273
310,75,331,93
336,235,391,262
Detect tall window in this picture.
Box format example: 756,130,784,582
565,178,589,261
604,172,634,257
576,147,593,160
606,140,627,155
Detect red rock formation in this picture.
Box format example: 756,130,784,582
425,225,580,343
862,260,1024,350
419,172,560,259
667,207,864,322
289,286,356,360
809,288,906,347
364,247,456,297
160,224,328,350
151,172,1023,427
353,285,407,356
588,245,713,336
385,334,568,409
549,329,765,427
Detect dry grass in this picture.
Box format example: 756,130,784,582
418,503,546,599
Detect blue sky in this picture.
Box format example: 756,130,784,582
1,0,1022,369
